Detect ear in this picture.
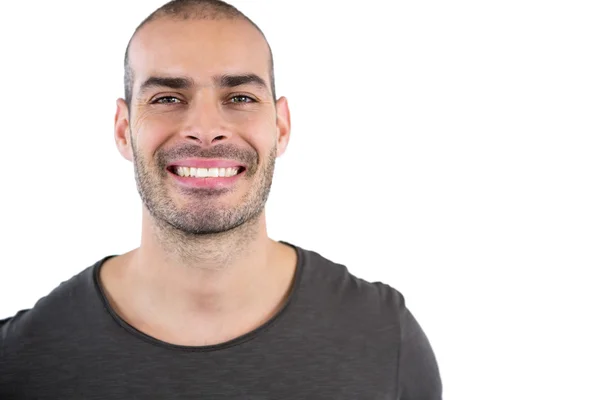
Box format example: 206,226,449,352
114,98,133,162
274,96,291,157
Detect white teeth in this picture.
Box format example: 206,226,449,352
207,168,219,177
174,166,241,178
228,167,240,177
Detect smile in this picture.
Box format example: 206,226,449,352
169,166,244,178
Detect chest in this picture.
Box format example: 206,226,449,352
4,337,399,399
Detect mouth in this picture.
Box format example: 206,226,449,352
167,165,246,178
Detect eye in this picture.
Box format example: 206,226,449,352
151,96,183,104
228,95,256,104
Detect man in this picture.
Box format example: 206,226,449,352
0,0,442,398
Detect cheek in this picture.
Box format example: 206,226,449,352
133,107,277,154
230,112,277,149
132,112,181,152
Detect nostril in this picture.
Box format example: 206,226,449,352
213,135,226,141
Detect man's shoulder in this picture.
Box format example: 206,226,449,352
0,260,101,351
301,245,406,301
298,245,407,329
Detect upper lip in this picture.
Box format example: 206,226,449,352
167,159,246,169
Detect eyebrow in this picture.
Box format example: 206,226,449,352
216,74,268,90
139,76,194,93
138,74,268,95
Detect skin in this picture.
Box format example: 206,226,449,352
101,16,296,346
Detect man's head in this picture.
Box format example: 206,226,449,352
123,0,277,110
114,0,291,236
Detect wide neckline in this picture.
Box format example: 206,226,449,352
92,241,304,352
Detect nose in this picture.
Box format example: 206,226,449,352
179,96,230,145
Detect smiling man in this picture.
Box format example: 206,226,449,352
0,1,442,399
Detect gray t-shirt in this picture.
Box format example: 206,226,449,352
0,243,442,399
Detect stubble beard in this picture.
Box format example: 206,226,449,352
131,138,277,240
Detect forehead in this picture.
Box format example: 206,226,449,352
128,18,270,89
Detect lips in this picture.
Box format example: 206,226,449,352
167,158,246,170
165,159,247,189
170,165,243,178
166,158,247,177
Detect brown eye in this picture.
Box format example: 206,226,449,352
152,96,182,104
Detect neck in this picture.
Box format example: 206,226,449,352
133,206,277,311
100,206,297,346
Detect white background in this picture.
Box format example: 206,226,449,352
1,1,599,399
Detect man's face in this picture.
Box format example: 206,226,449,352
117,18,289,235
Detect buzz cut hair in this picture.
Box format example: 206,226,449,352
123,0,276,109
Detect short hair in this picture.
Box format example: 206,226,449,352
123,0,276,109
